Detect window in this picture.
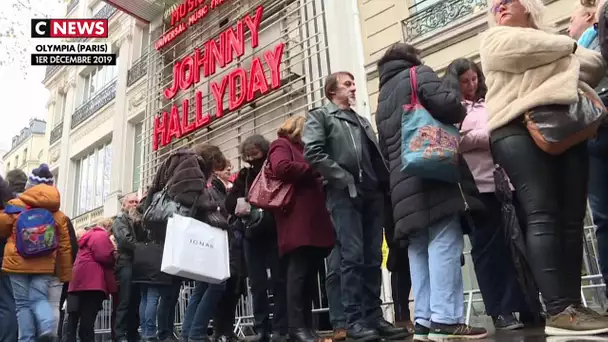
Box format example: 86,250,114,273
6,162,10,171
140,25,150,58
14,156,18,168
79,64,118,105
54,92,67,126
73,142,112,215
132,122,143,192
23,148,27,163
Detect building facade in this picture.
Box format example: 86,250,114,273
43,0,146,229
357,0,574,124
2,119,48,176
43,0,372,230
355,0,582,317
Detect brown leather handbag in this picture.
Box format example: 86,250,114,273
248,159,294,210
524,88,606,155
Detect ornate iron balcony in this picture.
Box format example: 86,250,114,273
43,65,62,82
50,122,63,145
127,53,148,87
94,4,117,19
71,80,117,129
402,0,488,40
67,0,79,14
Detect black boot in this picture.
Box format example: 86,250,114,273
251,332,271,342
346,323,380,341
370,319,409,340
271,332,288,342
289,328,316,342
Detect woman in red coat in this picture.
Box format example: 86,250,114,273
65,223,117,342
267,116,335,342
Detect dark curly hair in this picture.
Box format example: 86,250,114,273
442,58,487,102
240,134,270,159
377,43,422,69
192,144,228,174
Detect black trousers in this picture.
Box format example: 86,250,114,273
213,275,246,335
286,247,324,330
390,257,411,323
57,283,69,339
470,192,531,317
63,291,106,342
115,261,141,340
492,133,588,315
244,235,288,335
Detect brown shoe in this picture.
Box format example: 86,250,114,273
332,329,346,341
545,305,608,336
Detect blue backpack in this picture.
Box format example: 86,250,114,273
4,204,58,258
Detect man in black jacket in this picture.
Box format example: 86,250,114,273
302,72,407,341
113,193,142,342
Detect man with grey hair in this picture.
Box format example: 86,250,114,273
303,72,407,341
113,193,142,342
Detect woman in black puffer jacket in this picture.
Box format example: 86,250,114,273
375,43,486,340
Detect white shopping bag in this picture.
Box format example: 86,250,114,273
161,213,231,284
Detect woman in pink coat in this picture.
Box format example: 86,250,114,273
444,58,539,330
64,223,117,342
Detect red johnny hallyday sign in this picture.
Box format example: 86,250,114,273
152,5,286,151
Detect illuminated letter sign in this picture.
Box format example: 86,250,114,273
152,6,286,151
155,0,231,50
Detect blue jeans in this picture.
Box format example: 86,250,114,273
10,274,55,342
589,127,608,293
139,285,162,339
0,270,17,342
325,188,384,327
408,215,465,327
181,281,226,340
325,247,346,329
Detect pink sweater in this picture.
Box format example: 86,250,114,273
459,100,496,193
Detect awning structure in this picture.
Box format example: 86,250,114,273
102,0,180,23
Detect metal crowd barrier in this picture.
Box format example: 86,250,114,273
94,209,607,337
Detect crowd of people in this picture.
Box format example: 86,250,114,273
1,0,608,340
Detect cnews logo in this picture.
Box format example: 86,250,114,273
31,19,108,39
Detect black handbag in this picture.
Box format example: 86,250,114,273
201,181,230,230
132,239,172,285
143,186,197,225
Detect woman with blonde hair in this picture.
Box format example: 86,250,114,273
481,0,607,335
265,116,335,342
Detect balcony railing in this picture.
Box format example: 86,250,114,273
67,0,79,14
402,0,488,40
73,4,117,42
71,80,117,129
127,53,148,87
43,65,62,82
72,206,104,230
50,122,63,145
94,4,118,19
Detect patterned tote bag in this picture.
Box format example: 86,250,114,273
400,67,460,183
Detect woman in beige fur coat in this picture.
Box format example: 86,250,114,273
480,0,607,337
